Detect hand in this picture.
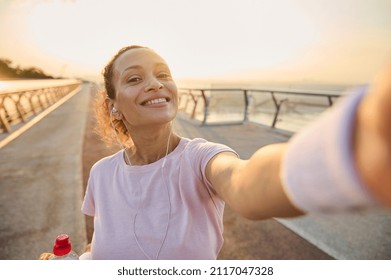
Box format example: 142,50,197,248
85,243,91,252
354,63,391,207
38,252,54,260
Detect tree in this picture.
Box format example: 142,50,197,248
0,58,54,80
0,59,18,79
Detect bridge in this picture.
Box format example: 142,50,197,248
0,81,390,260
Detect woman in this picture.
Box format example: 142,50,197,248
80,45,391,259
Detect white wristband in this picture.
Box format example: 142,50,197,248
281,86,377,213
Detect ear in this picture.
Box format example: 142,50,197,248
105,98,123,120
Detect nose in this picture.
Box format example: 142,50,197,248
144,76,164,92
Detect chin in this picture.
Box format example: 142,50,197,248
152,112,177,125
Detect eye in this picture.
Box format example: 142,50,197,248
157,72,171,79
126,76,142,83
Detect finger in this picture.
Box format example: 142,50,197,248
38,252,54,260
85,243,91,252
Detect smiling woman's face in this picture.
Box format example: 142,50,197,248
111,48,178,127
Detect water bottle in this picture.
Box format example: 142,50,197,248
49,234,79,260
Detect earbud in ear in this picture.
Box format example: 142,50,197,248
111,107,123,120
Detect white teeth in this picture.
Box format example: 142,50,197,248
144,98,166,105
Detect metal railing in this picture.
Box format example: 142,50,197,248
0,80,82,133
178,87,342,129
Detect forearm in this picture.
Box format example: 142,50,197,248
225,143,304,220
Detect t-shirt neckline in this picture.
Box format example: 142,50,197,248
118,137,187,172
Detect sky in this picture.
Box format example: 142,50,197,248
1,0,391,85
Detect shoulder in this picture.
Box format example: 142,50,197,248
89,150,122,176
180,137,238,168
183,137,227,150
183,137,237,155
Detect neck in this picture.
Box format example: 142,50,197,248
125,123,179,165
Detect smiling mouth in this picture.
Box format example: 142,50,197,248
142,97,169,106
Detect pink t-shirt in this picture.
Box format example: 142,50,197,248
81,137,237,259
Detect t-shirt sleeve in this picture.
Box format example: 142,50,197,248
187,138,239,191
280,86,377,212
81,175,95,217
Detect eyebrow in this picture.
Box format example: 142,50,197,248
122,65,143,74
122,62,169,74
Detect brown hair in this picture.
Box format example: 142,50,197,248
94,45,148,147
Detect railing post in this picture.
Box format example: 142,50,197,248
200,90,209,125
271,92,287,128
28,93,38,115
271,92,282,128
243,90,249,122
0,108,11,132
327,96,333,106
16,101,27,122
190,90,198,119
38,89,45,109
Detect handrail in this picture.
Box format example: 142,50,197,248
0,79,82,133
178,87,342,129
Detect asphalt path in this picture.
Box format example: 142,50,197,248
0,84,90,259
